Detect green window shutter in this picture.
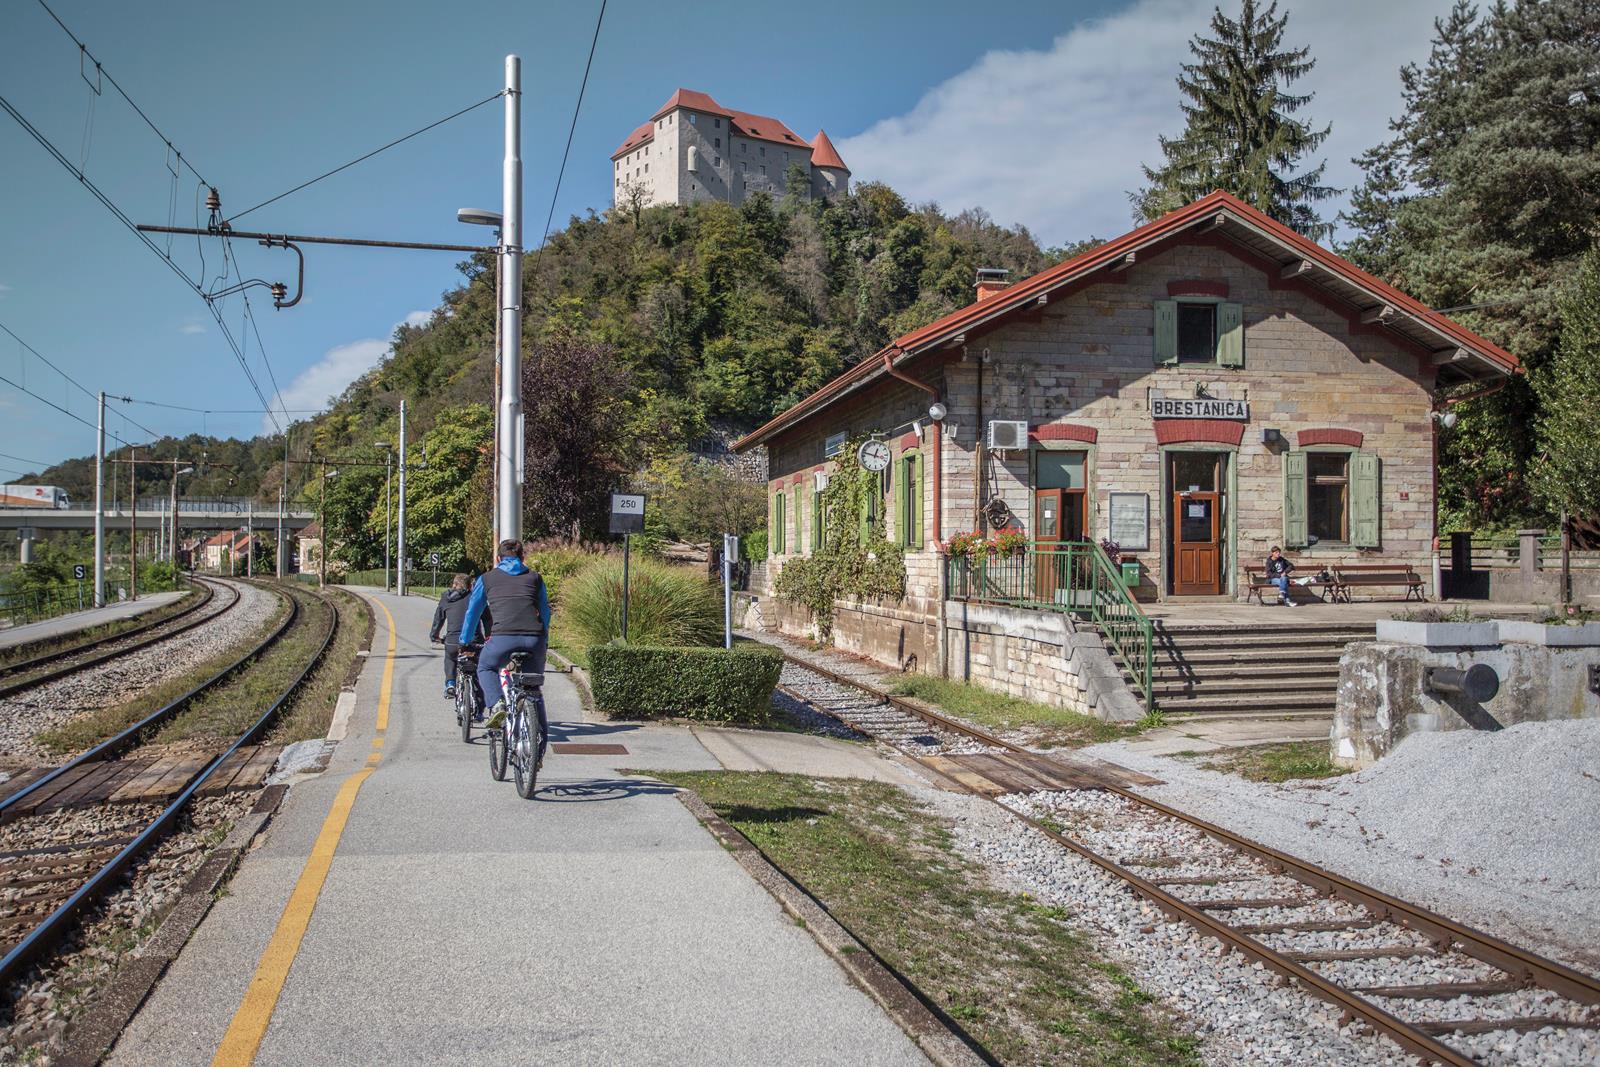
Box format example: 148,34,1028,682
1217,302,1244,367
792,490,800,551
811,490,822,551
1154,300,1178,365
909,451,925,549
772,492,782,553
1282,452,1308,548
1351,452,1381,548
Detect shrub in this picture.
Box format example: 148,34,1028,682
563,555,723,648
741,529,768,561
589,643,781,723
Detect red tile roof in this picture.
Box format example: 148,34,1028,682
611,122,654,160
652,89,731,120
810,129,848,171
734,190,1521,451
727,109,808,149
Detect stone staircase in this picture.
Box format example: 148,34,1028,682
1137,620,1377,717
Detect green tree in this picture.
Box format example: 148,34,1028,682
1134,0,1336,238
1532,246,1600,528
389,405,492,570
1341,0,1600,530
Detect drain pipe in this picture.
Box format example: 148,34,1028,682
882,347,946,677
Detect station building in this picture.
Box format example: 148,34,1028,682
735,191,1520,680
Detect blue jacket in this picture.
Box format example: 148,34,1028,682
460,557,551,642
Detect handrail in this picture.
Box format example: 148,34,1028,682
945,540,1154,713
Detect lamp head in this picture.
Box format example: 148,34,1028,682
456,208,503,227
927,402,948,422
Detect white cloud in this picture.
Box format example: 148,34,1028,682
178,319,206,335
263,310,430,434
0,283,11,300
837,0,1451,245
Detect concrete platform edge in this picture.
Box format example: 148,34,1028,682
673,789,985,1067
58,783,291,1067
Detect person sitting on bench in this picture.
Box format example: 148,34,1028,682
1265,546,1298,608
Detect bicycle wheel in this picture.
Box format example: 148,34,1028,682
458,681,475,744
489,719,508,781
514,703,541,799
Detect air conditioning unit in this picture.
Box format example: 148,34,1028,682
987,420,1029,451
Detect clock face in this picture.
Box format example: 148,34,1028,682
857,440,891,472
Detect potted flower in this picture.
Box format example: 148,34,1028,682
990,527,1028,556
943,531,985,558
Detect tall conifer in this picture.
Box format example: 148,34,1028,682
1133,0,1336,238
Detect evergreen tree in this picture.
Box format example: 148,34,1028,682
1133,0,1336,238
1533,245,1600,528
1341,0,1600,531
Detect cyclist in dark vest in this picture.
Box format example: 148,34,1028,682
458,539,551,728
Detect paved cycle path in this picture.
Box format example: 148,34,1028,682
109,589,925,1066
0,590,184,651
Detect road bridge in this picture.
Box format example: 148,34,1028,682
0,506,315,533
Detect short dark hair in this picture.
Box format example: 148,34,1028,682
450,572,470,590
1269,545,1282,553
498,538,523,559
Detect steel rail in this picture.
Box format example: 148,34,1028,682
0,579,223,699
776,648,1600,1064
0,585,339,987
0,583,291,820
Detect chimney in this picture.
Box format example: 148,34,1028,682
975,267,1011,302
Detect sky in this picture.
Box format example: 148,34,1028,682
0,0,1455,472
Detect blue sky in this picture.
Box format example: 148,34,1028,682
0,0,1453,471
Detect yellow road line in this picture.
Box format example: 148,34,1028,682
211,593,397,1066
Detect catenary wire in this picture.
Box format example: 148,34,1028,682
225,91,506,224
529,0,608,285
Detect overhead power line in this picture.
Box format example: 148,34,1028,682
0,318,165,443
530,0,608,284
0,451,53,468
225,91,506,224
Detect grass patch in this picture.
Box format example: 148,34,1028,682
889,676,1141,749
1192,741,1350,783
268,587,371,744
546,630,590,672
654,771,1199,1067
0,586,204,671
153,584,337,745
36,587,292,756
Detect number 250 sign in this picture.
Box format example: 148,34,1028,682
610,493,646,534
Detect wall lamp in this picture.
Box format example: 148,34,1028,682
1260,427,1283,447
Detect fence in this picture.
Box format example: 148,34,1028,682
945,540,1154,713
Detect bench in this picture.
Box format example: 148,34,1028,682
1244,565,1332,605
1329,563,1426,603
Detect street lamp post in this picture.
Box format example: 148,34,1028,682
378,441,393,591
397,401,408,596
169,462,193,573
318,463,339,589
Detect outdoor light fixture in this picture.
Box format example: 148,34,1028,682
456,208,504,228
928,402,948,422
1432,410,1460,429
1261,427,1283,447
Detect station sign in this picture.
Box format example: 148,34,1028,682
609,493,646,535
1151,397,1249,420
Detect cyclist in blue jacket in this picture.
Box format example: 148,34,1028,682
459,539,551,728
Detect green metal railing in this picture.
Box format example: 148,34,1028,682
945,541,1155,713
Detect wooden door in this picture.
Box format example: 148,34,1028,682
1172,491,1221,594
1034,489,1087,603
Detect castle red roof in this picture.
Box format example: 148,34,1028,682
810,129,848,171
611,122,654,160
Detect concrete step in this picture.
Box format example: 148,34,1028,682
1155,652,1345,671
1152,677,1337,699
1154,692,1337,715
1153,664,1341,683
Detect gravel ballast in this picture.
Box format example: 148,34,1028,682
0,581,279,764
1083,719,1600,972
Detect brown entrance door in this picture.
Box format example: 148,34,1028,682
1169,452,1224,595
1033,488,1086,603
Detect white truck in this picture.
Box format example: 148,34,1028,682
0,485,72,509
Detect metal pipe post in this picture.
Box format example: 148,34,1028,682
94,392,106,606
621,533,630,642
383,447,393,591
318,461,328,589
397,400,408,596
277,428,289,579
129,448,138,600
497,54,524,545
246,499,253,578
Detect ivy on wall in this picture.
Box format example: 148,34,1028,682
774,436,906,638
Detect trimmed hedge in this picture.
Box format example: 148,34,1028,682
589,643,782,724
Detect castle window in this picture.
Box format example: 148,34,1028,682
713,155,720,167
760,165,766,176
714,117,721,128
714,137,721,149
688,114,696,125
759,146,766,157
644,163,649,173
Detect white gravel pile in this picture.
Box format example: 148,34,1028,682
0,581,281,763
1082,719,1600,971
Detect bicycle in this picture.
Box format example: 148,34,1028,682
453,646,482,744
487,651,547,799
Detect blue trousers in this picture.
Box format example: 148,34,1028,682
1272,575,1291,600
477,634,546,709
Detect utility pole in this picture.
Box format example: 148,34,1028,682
94,391,106,607
318,460,329,589
379,442,393,591
497,54,524,545
277,427,289,578
170,458,181,573
129,446,138,601
246,498,254,578
397,400,409,596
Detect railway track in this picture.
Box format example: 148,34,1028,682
0,582,337,988
775,648,1600,1066
0,578,231,700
